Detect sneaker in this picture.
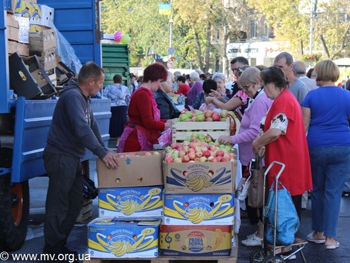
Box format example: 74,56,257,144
247,231,258,239
241,234,263,246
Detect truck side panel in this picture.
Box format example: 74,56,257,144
10,98,111,183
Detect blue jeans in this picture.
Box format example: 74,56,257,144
309,146,350,237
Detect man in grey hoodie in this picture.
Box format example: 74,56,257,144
42,62,118,261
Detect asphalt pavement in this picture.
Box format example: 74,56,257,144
5,144,350,263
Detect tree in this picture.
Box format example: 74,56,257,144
246,0,350,60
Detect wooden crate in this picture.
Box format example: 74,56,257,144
84,236,238,263
8,40,29,56
172,118,230,143
29,28,56,53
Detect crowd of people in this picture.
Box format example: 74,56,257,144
42,53,350,261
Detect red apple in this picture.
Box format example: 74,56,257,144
203,150,211,158
165,156,174,163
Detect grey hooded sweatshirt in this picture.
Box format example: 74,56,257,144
45,79,108,159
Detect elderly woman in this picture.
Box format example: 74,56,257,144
302,60,350,250
154,71,180,119
205,67,249,115
252,66,312,222
219,67,273,246
186,71,203,107
118,63,171,152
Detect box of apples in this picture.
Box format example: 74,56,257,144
163,134,237,194
172,109,240,143
97,150,163,188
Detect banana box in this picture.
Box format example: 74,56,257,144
163,161,236,194
163,193,234,225
87,218,160,258
97,151,163,187
99,186,163,218
159,224,232,256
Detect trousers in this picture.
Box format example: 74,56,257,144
43,150,83,253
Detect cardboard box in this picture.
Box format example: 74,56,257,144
29,29,56,52
163,161,236,194
5,0,37,11
97,151,163,188
14,1,54,28
98,186,163,218
159,224,232,256
87,218,160,258
9,52,56,99
168,93,185,111
163,193,234,225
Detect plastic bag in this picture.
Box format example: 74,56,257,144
54,26,82,74
265,180,299,246
158,128,172,147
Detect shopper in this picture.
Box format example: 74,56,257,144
42,62,119,261
302,60,350,249
219,67,272,246
252,66,312,221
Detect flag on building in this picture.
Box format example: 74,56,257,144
158,3,172,15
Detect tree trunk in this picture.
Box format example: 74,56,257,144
203,23,211,73
192,25,203,70
320,35,330,59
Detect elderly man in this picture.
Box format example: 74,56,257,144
274,52,308,103
293,60,318,91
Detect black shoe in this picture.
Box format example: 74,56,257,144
62,247,80,263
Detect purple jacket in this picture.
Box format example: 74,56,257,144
186,81,203,106
231,91,272,166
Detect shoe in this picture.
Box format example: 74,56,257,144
241,234,263,246
307,232,325,244
284,254,297,260
325,241,340,250
247,231,257,239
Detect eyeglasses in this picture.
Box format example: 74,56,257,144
232,67,245,73
241,83,254,91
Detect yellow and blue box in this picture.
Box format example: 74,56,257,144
163,162,236,194
159,224,232,257
163,193,234,225
87,218,160,258
99,186,163,218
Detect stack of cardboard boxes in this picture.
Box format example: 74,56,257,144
160,159,236,257
87,151,164,259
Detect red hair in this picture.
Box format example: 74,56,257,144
143,63,168,82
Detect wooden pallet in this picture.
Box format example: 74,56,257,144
84,236,238,263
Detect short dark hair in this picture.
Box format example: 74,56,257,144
260,66,289,90
274,52,294,66
78,61,104,85
202,79,217,95
230,56,249,65
113,74,122,84
177,75,186,83
200,73,207,80
143,62,168,82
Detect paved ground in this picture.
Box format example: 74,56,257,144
6,141,350,263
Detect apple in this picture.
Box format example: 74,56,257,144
165,156,174,163
212,113,220,121
205,117,213,122
220,157,228,162
174,157,182,163
204,135,212,143
178,150,186,157
221,109,228,118
179,114,189,121
144,152,152,156
204,110,213,118
211,157,219,162
195,114,205,122
196,151,203,158
188,152,196,160
182,155,190,163
199,157,207,162
203,150,211,158
216,150,225,157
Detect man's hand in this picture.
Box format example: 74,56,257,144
102,151,119,169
